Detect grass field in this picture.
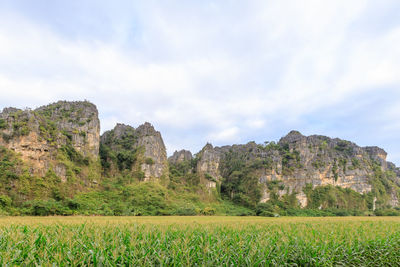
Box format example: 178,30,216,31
0,216,399,266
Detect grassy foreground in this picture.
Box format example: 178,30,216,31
0,217,399,266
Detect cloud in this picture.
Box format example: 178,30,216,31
0,1,400,164
208,127,240,143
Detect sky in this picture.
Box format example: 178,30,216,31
0,0,399,164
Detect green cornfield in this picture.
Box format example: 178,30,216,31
0,216,399,266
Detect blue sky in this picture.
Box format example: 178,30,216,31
0,1,400,164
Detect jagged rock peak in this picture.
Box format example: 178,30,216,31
136,122,158,135
36,100,97,110
1,107,22,115
202,143,214,151
364,146,387,158
114,123,135,138
279,130,305,144
364,146,388,166
168,149,193,164
100,121,168,181
114,122,132,130
35,100,99,122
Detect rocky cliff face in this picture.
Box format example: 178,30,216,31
100,122,168,182
193,131,400,208
35,101,100,156
0,101,100,181
196,144,222,183
168,150,193,164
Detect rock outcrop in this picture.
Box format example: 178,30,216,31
195,143,224,188
192,131,400,208
0,101,100,181
100,122,168,182
168,150,193,164
136,123,168,181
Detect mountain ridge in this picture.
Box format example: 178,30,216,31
0,100,399,216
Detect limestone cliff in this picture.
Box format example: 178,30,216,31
168,150,193,164
196,144,223,183
0,101,100,177
193,131,400,208
0,101,101,200
100,122,168,182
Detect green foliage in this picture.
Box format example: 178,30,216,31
212,200,255,216
332,160,339,181
1,111,30,137
281,146,302,175
338,158,347,172
145,157,154,165
12,122,29,136
39,119,58,143
116,150,138,171
1,133,11,142
260,141,281,151
70,191,131,216
204,173,216,182
256,202,278,217
220,151,262,208
168,160,201,192
312,159,325,169
123,182,168,215
256,189,366,217
369,161,400,209
0,146,23,183
249,157,273,169
0,118,6,129
172,205,198,216
60,144,89,166
334,140,353,155
99,143,112,171
24,199,73,216
266,180,285,191
320,140,328,150
304,184,368,210
375,208,400,216
351,158,360,169
61,130,73,141
0,195,11,207
99,128,142,180
0,217,400,265
200,207,216,215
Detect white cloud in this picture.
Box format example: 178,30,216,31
208,127,240,143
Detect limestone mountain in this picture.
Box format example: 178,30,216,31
0,101,100,202
168,150,193,165
100,122,168,183
0,99,399,216
190,130,400,210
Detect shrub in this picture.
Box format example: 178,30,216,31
124,182,168,215
145,158,155,165
173,206,198,216
25,200,73,216
375,209,400,216
0,118,6,129
201,207,216,216
259,211,275,217
0,195,11,207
